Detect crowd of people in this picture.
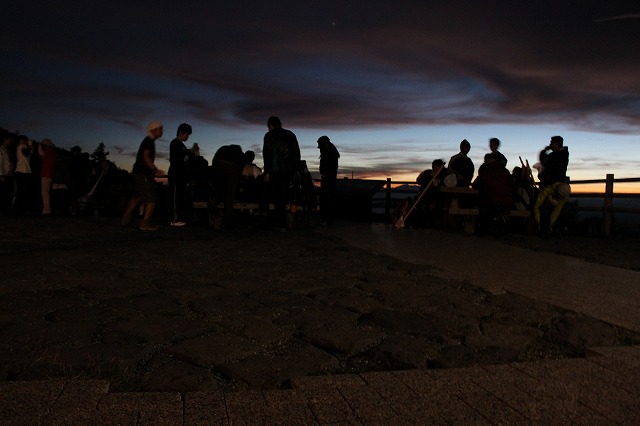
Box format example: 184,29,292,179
393,136,571,237
117,116,340,232
3,120,569,237
0,128,103,217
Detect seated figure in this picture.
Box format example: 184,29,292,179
473,154,513,236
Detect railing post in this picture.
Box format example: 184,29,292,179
385,178,392,219
603,174,614,237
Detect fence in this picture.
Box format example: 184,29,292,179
377,174,640,236
568,175,640,236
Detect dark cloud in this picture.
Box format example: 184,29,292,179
2,1,640,136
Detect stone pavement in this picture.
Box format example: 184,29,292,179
322,223,640,334
2,345,639,424
2,222,640,425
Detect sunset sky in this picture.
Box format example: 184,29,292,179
2,1,639,189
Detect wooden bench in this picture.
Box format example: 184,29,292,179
448,207,531,218
192,200,318,229
439,187,532,233
192,201,317,212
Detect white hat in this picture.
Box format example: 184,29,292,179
444,173,458,188
147,121,163,135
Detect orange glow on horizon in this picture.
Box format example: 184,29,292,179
340,173,640,194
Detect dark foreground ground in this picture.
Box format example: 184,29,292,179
1,215,639,394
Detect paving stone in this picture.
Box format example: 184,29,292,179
508,360,636,424
589,345,640,366
217,343,339,388
139,358,222,392
101,316,209,345
455,389,529,425
94,392,182,425
290,373,368,391
470,364,576,423
304,388,361,425
236,317,293,346
44,380,109,425
189,293,263,316
389,369,436,394
358,371,451,423
224,390,267,425
335,381,399,424
0,380,66,425
582,357,640,395
184,391,227,426
166,334,258,367
262,389,318,425
300,326,384,355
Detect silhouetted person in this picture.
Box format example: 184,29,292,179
14,135,34,214
51,147,71,214
538,135,569,188
187,143,209,202
535,135,571,236
121,121,165,231
262,116,301,231
534,181,571,237
0,132,14,214
239,150,263,203
488,137,507,169
410,159,448,227
211,144,245,229
448,139,475,188
242,150,262,179
68,146,92,215
168,123,192,227
38,139,56,216
317,135,340,225
473,154,513,236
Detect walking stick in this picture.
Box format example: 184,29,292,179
87,163,108,197
394,166,444,229
519,156,537,188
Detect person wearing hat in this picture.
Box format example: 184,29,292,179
121,121,165,230
317,135,340,226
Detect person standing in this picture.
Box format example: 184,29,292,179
211,144,245,229
262,116,301,231
488,137,508,169
0,132,15,214
121,121,165,231
38,138,56,216
448,139,475,188
317,135,340,225
168,123,192,227
68,146,92,215
14,135,34,214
